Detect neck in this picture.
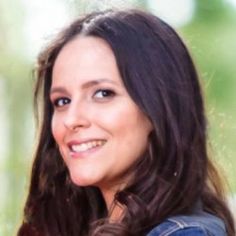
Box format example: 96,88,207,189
100,184,125,222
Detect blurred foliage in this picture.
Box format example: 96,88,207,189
181,0,236,192
0,0,32,235
0,0,235,235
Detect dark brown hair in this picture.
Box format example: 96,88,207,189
18,9,235,236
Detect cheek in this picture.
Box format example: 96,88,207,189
51,115,62,142
95,102,151,140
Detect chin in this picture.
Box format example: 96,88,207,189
69,171,98,187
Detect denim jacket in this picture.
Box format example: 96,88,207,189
147,211,226,236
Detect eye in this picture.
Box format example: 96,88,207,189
53,97,71,107
93,89,115,99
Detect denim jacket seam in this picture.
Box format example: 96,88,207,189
147,212,226,236
168,218,202,228
158,220,209,236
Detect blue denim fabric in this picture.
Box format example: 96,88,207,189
147,211,226,236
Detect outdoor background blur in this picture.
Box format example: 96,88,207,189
0,0,235,235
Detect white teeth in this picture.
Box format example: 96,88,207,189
71,140,105,153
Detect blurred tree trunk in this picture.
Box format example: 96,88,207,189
0,0,32,235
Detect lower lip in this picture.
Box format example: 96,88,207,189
69,144,105,159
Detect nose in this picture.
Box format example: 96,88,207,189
63,101,91,131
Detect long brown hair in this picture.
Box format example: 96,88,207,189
18,9,235,236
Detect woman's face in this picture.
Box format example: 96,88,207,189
51,36,152,191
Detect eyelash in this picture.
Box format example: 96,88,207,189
93,89,116,99
52,97,71,107
51,89,116,108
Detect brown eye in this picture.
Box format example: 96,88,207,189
93,89,115,99
54,97,71,107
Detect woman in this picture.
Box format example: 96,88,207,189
18,9,235,236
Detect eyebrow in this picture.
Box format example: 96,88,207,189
50,78,118,95
81,78,118,89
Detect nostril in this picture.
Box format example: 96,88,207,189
64,119,80,131
64,117,91,131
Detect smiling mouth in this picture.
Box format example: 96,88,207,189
69,140,107,153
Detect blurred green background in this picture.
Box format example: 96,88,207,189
0,0,235,235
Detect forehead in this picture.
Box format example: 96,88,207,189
54,36,115,70
52,36,122,85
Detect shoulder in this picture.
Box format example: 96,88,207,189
147,220,209,236
147,211,227,236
